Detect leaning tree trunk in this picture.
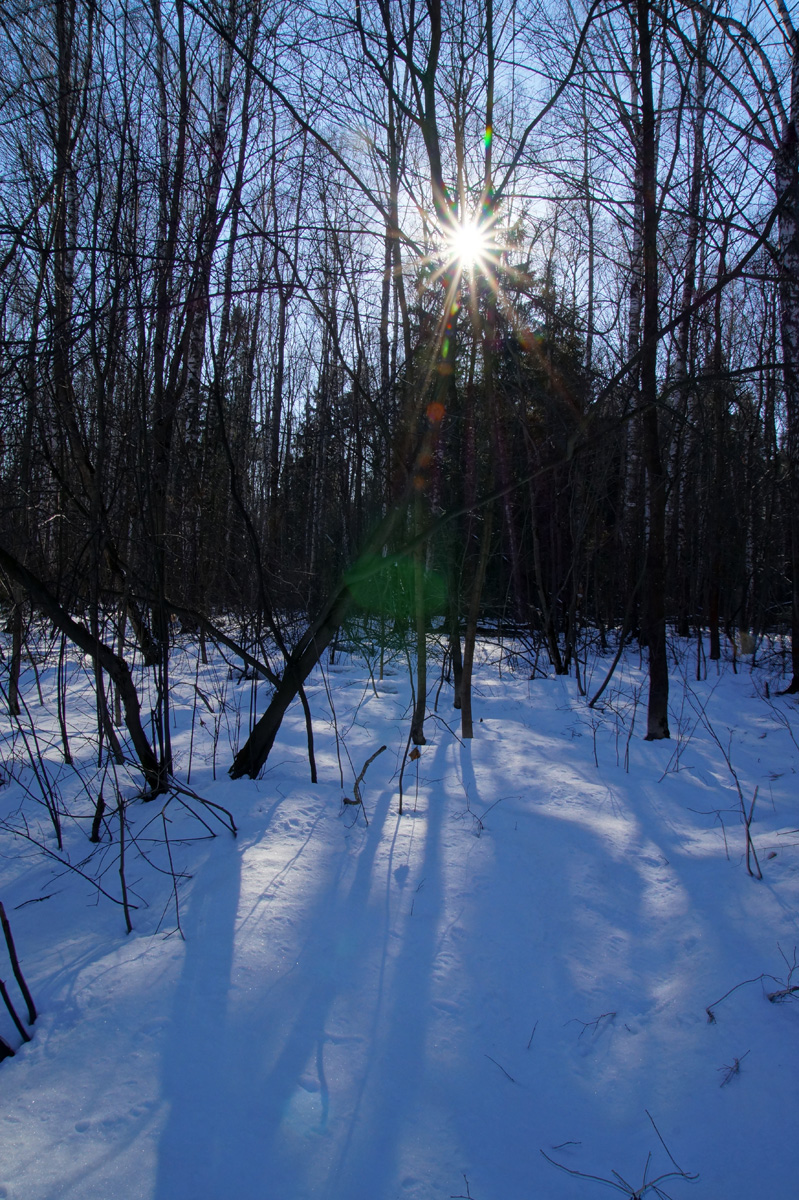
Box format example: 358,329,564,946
228,413,444,779
0,545,162,794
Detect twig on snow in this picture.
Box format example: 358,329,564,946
567,1010,616,1038
705,973,778,1022
541,1113,698,1197
484,1053,516,1083
767,945,799,1002
169,781,237,836
718,1050,750,1086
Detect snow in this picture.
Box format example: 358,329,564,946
0,633,798,1199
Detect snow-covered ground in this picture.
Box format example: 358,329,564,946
0,631,797,1199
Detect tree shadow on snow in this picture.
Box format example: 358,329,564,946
152,751,446,1200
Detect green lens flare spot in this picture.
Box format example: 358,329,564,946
346,558,446,621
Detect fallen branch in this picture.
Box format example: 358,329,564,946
767,984,799,1002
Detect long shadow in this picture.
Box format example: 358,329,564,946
320,734,450,1198
151,819,246,1199
244,748,447,1200
457,737,482,815
151,740,434,1200
242,782,400,1196
437,723,727,1192
152,788,330,1199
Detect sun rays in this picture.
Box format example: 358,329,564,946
425,210,504,356
441,211,502,281
414,201,552,405
447,218,489,269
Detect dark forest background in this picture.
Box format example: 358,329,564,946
1,0,797,788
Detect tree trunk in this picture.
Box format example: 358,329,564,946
775,4,799,690
461,505,493,739
638,0,669,739
410,501,428,745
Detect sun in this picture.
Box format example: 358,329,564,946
447,219,489,269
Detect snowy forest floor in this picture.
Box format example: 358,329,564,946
0,630,797,1200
